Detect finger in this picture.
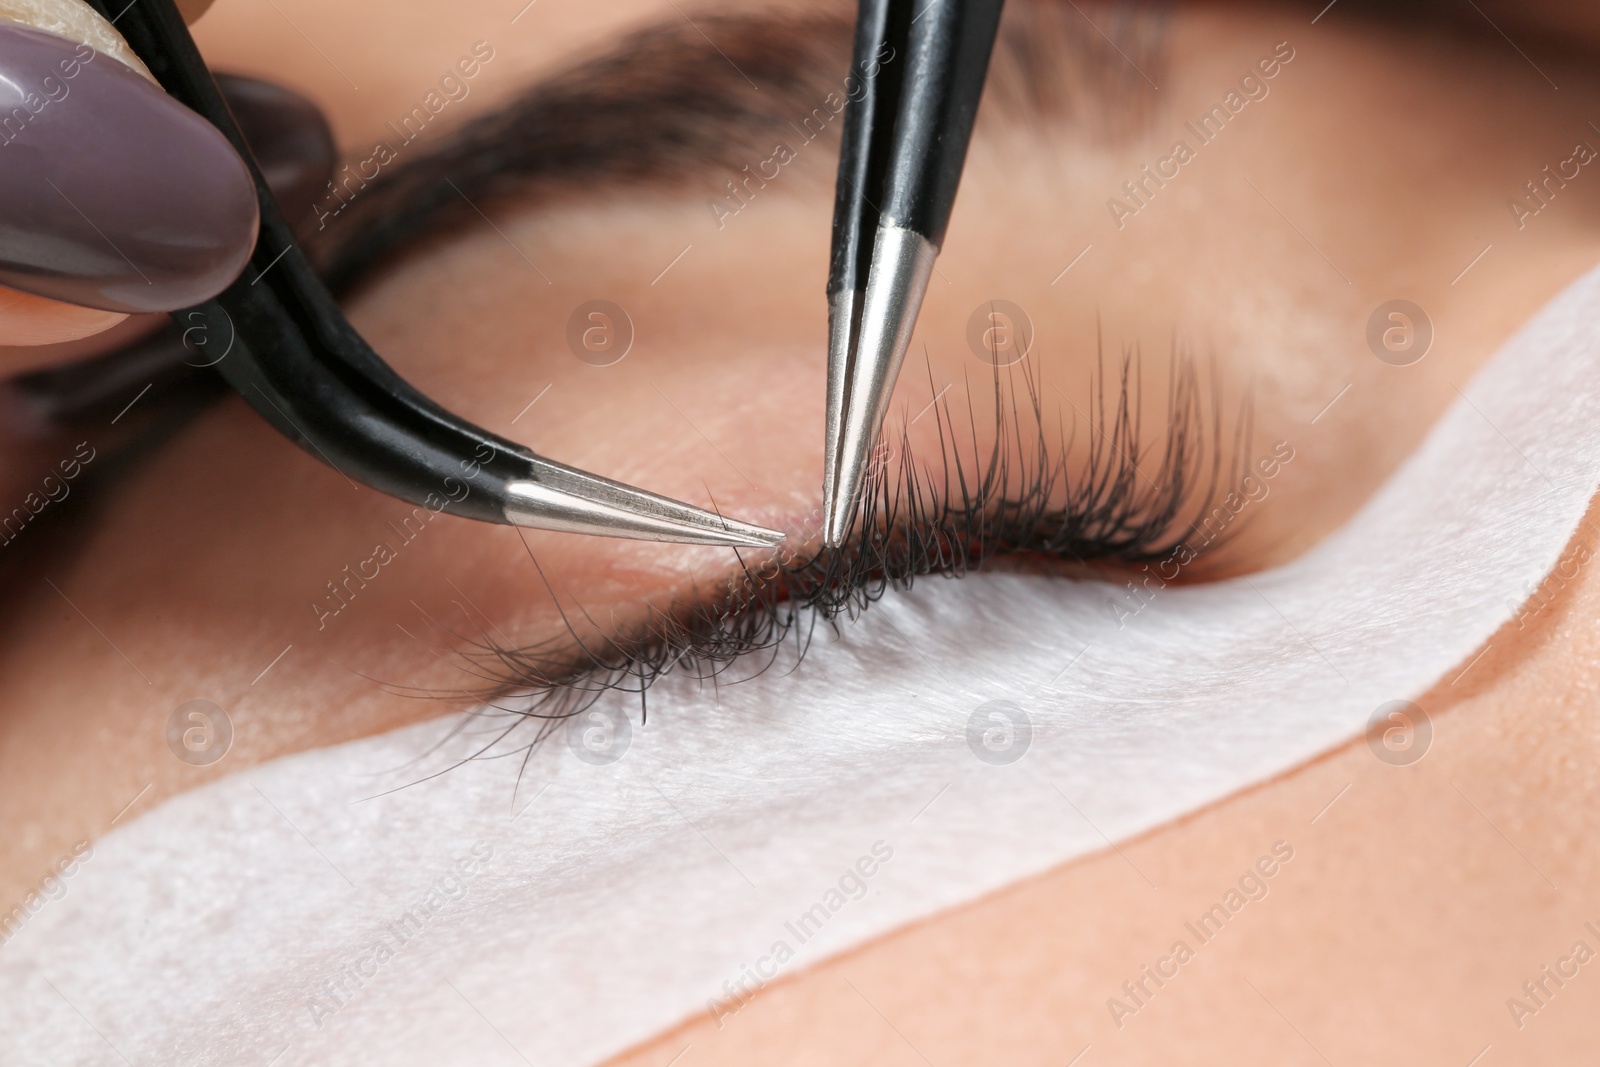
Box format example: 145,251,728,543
0,289,132,367
0,0,260,345
0,0,154,350
3,75,334,371
176,0,218,22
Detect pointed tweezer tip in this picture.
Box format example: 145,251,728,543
503,476,785,548
821,227,936,553
821,321,900,549
821,492,852,548
707,522,787,549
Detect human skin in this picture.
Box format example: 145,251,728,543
2,1,1600,1063
0,0,224,347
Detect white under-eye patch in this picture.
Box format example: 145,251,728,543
7,263,1600,1066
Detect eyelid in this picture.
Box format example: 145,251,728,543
434,349,1240,737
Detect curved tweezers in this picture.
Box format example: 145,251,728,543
85,0,783,549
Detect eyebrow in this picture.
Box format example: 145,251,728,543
307,0,1166,293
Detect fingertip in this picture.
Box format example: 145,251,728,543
0,23,262,313
176,0,218,24
0,285,129,371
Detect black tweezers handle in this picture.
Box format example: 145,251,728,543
828,0,906,299
826,0,1003,297
86,0,538,524
880,0,1003,244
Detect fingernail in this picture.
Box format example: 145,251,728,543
0,24,260,313
215,73,336,238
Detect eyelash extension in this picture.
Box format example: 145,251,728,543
398,345,1250,773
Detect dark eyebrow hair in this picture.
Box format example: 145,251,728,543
307,0,1166,294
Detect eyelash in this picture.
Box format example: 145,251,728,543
417,346,1247,763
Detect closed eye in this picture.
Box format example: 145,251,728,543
305,4,1256,759
405,348,1247,762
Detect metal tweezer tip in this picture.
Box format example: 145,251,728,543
504,459,784,548
822,225,936,547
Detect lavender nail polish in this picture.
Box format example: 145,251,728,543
0,24,260,313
